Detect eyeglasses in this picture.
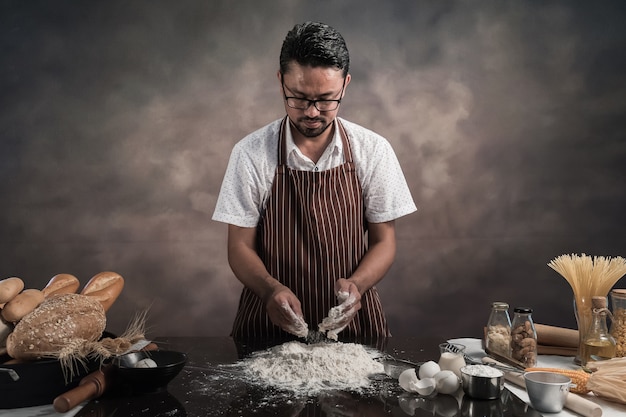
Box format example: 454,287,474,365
281,81,344,112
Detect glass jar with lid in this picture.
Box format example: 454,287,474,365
485,301,512,357
610,289,626,357
510,307,537,367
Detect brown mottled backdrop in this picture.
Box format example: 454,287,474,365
1,1,625,339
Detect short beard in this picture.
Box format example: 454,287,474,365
294,118,334,138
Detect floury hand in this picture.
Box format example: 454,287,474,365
318,291,356,340
281,302,309,338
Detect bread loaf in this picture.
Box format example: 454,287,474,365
42,273,80,297
6,293,106,360
1,289,45,323
80,271,124,312
0,277,25,304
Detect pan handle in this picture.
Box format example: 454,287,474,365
0,367,19,381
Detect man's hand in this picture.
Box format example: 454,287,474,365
333,278,362,324
265,285,309,338
318,279,362,339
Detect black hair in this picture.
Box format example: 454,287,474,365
279,21,350,77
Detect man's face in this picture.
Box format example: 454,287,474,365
279,62,350,139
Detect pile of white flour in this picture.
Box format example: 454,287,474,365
237,341,385,396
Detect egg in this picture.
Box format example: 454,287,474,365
398,368,419,392
414,377,437,396
418,360,441,379
135,358,158,368
434,370,461,395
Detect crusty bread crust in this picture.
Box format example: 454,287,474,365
6,293,106,360
1,289,45,323
0,277,25,304
80,271,124,312
42,273,80,297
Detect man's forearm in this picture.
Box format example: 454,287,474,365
347,221,396,294
228,246,284,301
227,225,283,301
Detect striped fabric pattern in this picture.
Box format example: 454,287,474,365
231,117,389,340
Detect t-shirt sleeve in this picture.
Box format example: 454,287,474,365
212,143,263,228
363,139,417,224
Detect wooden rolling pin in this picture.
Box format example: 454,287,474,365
535,323,579,348
53,342,159,413
53,365,112,413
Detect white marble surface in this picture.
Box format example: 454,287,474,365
0,403,83,417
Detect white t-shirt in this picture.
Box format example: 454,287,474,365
212,117,417,227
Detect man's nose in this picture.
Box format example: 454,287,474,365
303,102,321,117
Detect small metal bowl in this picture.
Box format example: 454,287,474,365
113,350,187,393
523,371,571,413
460,365,505,400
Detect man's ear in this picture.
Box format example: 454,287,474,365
342,74,351,97
277,71,284,95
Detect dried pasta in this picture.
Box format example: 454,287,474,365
548,254,626,350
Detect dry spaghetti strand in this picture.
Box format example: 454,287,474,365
548,254,626,337
548,254,626,297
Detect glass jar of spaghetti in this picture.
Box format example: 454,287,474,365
610,289,626,357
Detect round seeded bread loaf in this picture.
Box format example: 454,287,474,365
6,293,106,360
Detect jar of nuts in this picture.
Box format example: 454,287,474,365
510,307,537,367
610,289,626,357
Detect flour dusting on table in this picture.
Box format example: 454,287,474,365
238,341,385,396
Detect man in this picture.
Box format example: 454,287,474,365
213,21,416,341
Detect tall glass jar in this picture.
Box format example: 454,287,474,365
486,302,512,357
510,307,537,367
610,289,626,357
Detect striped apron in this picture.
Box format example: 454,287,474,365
231,117,389,340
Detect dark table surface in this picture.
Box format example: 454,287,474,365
74,336,541,417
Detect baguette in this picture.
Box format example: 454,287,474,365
0,277,25,304
80,271,124,312
1,289,45,323
42,273,80,297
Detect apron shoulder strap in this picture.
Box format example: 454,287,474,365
279,117,354,167
337,119,354,164
277,116,289,174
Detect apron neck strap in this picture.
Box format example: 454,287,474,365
278,117,353,166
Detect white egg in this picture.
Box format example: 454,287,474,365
414,377,437,396
434,370,460,395
135,358,158,368
418,360,441,379
398,368,419,392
